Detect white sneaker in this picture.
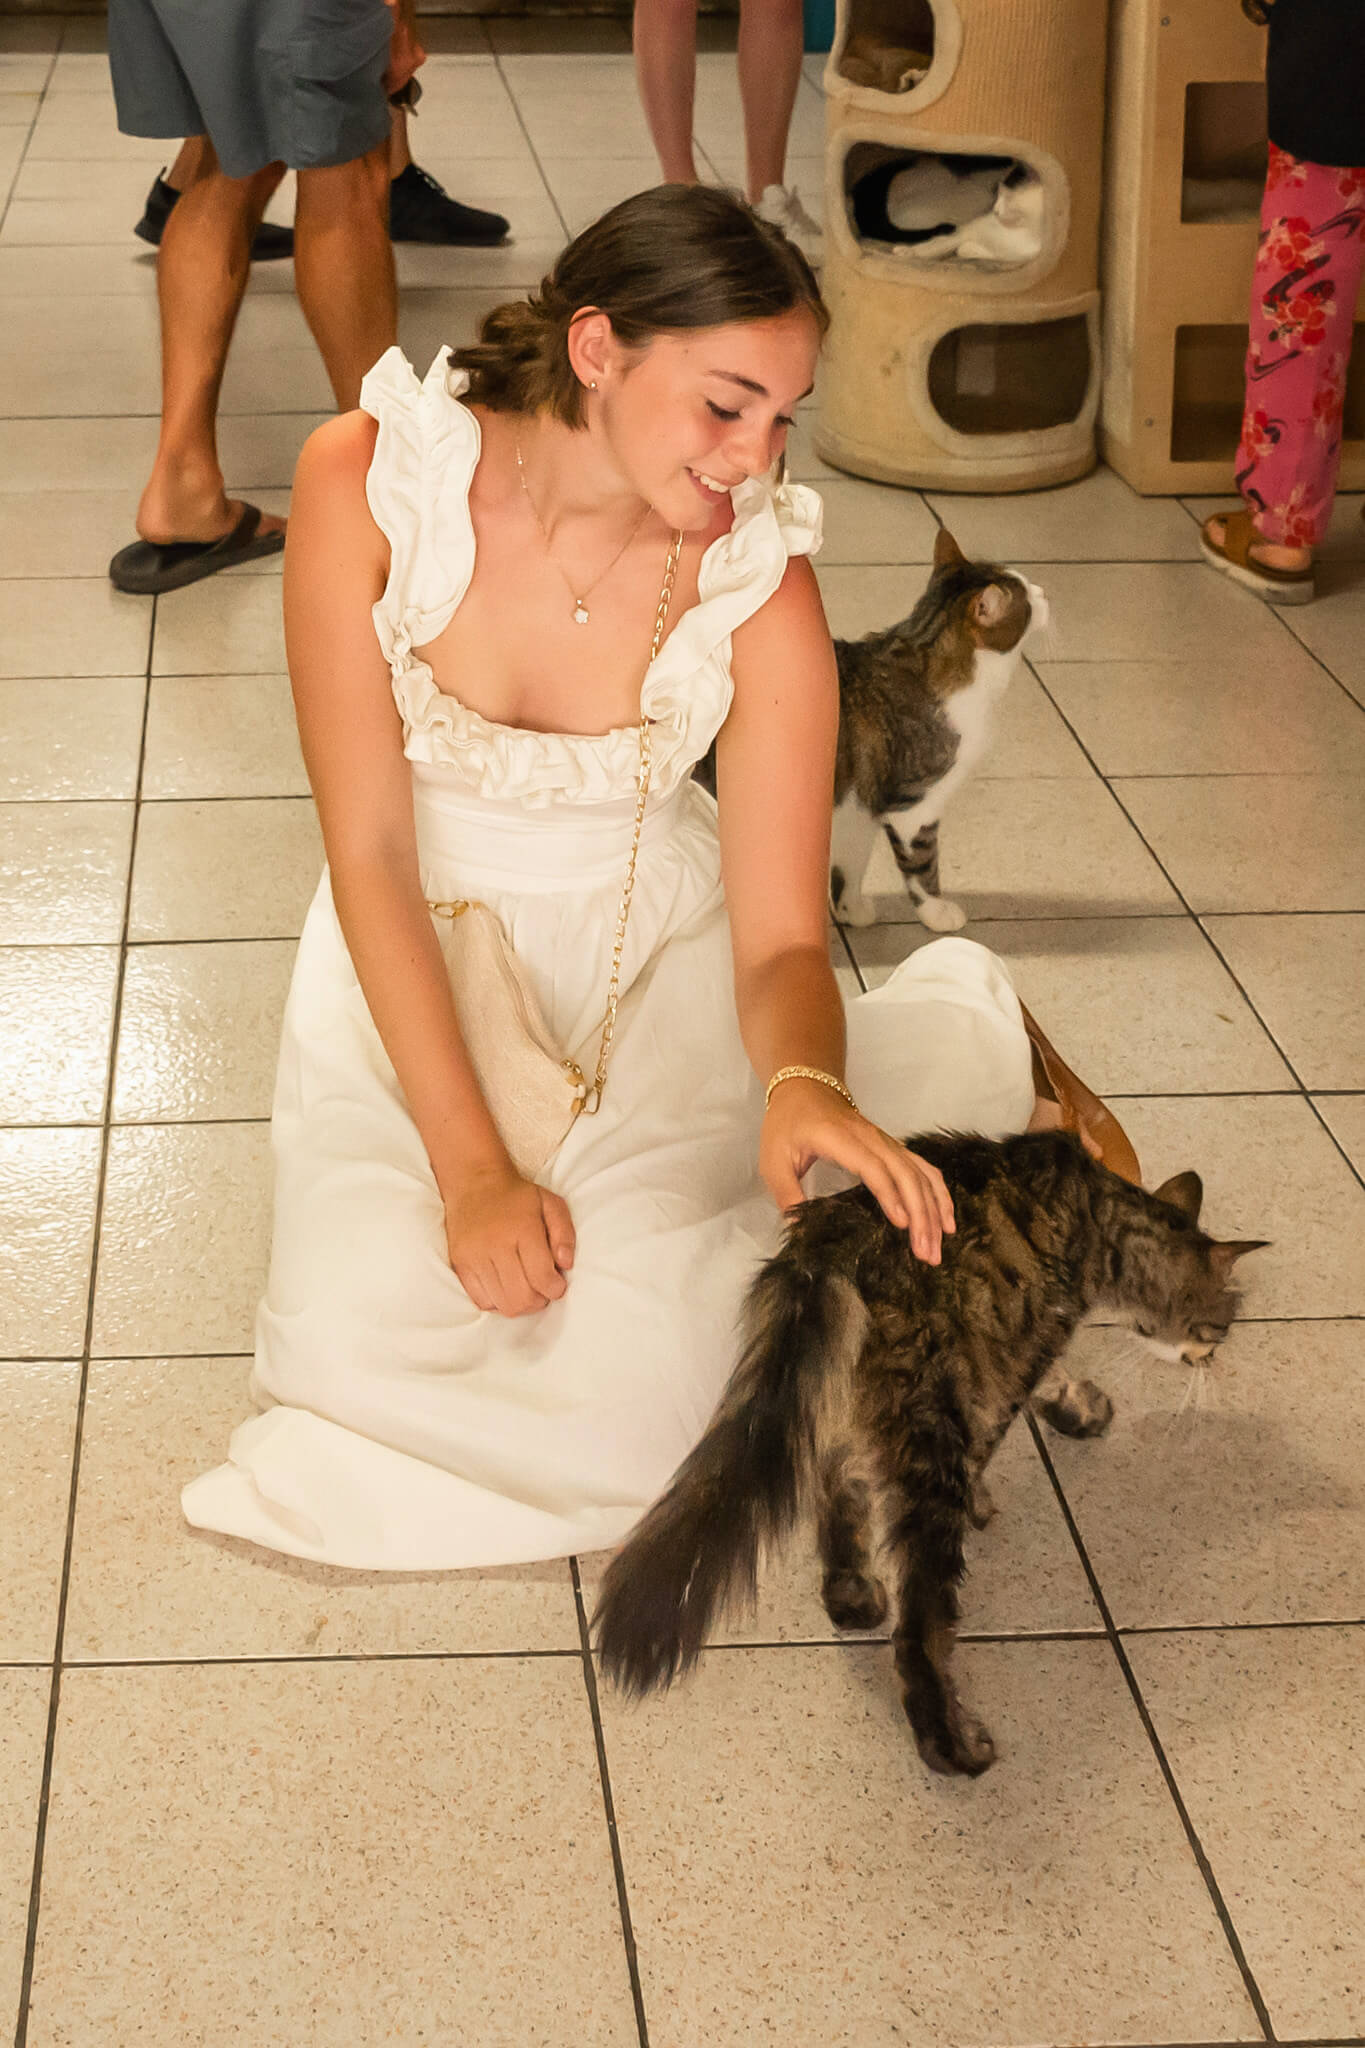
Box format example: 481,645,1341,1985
755,183,824,264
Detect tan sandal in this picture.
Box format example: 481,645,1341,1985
1019,1003,1142,1186
1199,508,1315,606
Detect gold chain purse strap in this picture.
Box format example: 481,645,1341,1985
583,524,683,1112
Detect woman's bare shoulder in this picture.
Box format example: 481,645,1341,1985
295,409,380,494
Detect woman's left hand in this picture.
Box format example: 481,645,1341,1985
759,1077,955,1263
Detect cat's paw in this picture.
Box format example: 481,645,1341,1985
839,894,879,929
916,895,968,934
913,1705,997,1777
966,1476,998,1529
822,1570,889,1632
1033,1378,1114,1439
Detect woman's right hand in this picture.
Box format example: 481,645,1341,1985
442,1159,576,1317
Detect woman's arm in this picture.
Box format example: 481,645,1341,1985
283,414,574,1314
716,557,954,1261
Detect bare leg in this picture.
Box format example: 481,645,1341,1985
633,0,700,185
163,136,204,193
135,140,286,547
388,104,411,177
737,0,803,198
293,142,397,413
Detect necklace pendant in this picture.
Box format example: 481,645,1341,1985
573,601,590,626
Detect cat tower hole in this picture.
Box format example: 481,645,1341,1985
1181,82,1268,224
1171,322,1365,462
927,317,1092,437
844,141,1046,271
837,0,937,96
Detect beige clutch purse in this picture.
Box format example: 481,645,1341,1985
426,528,682,1184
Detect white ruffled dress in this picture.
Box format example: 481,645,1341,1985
181,347,1036,1571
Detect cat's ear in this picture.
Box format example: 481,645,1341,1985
1210,1238,1270,1278
970,583,1012,629
933,527,966,570
1153,1170,1203,1222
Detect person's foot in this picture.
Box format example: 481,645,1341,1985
1200,509,1315,604
755,183,824,264
136,482,286,553
388,163,510,246
134,171,295,261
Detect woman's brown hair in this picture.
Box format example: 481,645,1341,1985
450,183,829,427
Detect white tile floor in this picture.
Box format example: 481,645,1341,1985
1,14,1363,2047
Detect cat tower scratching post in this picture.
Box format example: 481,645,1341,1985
1102,0,1365,493
815,0,1108,492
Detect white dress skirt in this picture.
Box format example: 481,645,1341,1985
181,348,1036,1571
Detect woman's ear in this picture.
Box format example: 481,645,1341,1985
566,307,614,393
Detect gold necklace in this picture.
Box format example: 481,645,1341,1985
515,437,652,626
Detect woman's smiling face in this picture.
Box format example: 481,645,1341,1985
589,307,822,529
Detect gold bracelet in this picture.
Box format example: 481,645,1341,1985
765,1065,857,1113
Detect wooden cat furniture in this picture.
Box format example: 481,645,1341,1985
1102,0,1365,493
816,0,1108,491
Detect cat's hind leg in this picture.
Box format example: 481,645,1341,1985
830,794,884,927
883,1464,995,1775
883,818,968,933
817,1452,888,1631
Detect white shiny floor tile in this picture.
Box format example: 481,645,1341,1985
0,490,152,581
1204,912,1365,1088
1129,1627,1365,2040
150,576,284,676
0,800,132,944
1116,774,1365,912
0,1360,78,1661
92,1121,272,1356
0,946,118,1122
29,1661,639,2047
141,673,306,800
64,1356,581,1661
0,677,143,799
1050,1320,1365,1627
129,798,322,942
810,477,940,566
0,577,150,678
0,1125,102,1357
1021,561,1295,664
0,1670,49,2042
0,413,159,491
112,940,294,1122
1279,558,1365,706
928,464,1201,563
600,1640,1258,2048
1034,645,1365,776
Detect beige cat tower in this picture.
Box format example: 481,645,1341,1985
1103,0,1365,493
815,0,1108,492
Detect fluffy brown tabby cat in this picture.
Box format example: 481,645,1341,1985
594,1131,1264,1778
830,528,1045,931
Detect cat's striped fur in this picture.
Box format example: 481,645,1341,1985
594,1132,1264,1777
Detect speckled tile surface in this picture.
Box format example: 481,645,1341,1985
64,1357,582,1661
599,1639,1260,2047
1128,1626,1365,2041
3,24,1364,2045
27,1660,639,2048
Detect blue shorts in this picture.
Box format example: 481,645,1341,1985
109,0,393,179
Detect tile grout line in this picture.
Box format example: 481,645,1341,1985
1026,1412,1278,2043
491,47,570,242
569,1557,651,2048
0,36,56,234
12,565,152,2048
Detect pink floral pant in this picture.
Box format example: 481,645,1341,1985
1237,144,1365,546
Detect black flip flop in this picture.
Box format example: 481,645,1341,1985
109,501,285,595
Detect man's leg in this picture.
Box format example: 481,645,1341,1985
294,140,397,413
135,139,287,546
633,0,700,186
737,0,803,199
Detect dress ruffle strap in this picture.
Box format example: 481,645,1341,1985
357,347,825,807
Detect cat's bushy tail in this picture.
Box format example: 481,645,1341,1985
593,1255,867,1696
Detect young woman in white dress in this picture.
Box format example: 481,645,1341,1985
183,187,1119,1570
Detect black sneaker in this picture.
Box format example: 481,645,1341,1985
388,162,510,246
133,172,296,262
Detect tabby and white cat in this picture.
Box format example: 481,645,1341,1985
831,527,1046,930
594,1131,1264,1778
